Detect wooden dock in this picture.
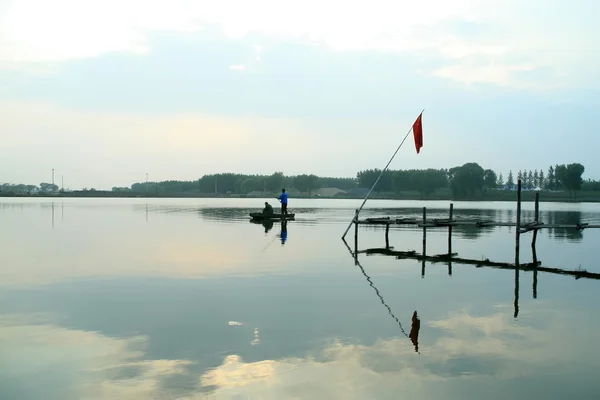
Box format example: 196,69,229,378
343,180,600,319
349,182,600,255
357,216,600,232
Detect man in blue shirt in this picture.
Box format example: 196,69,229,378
276,188,288,215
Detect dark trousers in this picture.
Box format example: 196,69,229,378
281,203,288,214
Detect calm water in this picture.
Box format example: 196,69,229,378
1,198,599,400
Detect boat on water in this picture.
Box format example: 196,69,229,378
249,212,295,221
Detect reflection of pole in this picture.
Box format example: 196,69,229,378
514,258,520,318
448,203,453,276
532,191,539,247
354,210,359,258
532,242,538,299
385,223,390,249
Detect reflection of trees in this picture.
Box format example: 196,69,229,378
544,210,583,242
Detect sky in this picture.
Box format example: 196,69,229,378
1,0,599,189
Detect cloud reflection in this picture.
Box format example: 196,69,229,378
2,306,596,400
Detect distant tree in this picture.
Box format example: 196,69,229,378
40,183,59,193
483,169,498,190
582,180,600,191
527,170,534,189
533,170,539,188
547,166,555,189
563,163,585,198
293,174,319,194
266,172,285,192
357,169,393,191
448,162,485,198
555,164,567,189
506,171,514,189
538,170,545,189
408,169,448,198
497,173,504,187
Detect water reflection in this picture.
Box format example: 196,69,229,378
544,210,584,242
250,219,274,233
2,199,600,399
278,220,288,245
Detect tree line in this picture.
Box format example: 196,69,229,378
117,172,357,196
356,163,590,198
1,162,596,199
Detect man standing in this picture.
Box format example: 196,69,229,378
277,188,288,214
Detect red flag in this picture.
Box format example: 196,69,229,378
412,112,423,154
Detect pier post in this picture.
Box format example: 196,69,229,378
532,191,540,248
448,203,453,276
515,179,522,257
422,207,426,278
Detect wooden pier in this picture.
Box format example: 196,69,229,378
351,180,600,251
344,179,600,320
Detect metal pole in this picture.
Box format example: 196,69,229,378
341,110,424,239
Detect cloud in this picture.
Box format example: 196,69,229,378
2,0,599,89
1,1,600,184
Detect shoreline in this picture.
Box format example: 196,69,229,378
2,191,599,203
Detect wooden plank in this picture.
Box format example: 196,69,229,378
356,219,600,230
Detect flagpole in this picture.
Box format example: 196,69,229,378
341,110,424,240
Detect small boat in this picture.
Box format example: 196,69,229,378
249,212,295,221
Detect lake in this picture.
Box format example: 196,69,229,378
1,197,599,400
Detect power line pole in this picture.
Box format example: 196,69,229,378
146,173,149,194
52,169,55,185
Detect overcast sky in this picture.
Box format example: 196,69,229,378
1,0,599,189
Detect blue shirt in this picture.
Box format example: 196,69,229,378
277,192,288,204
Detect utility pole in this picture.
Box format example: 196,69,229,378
146,173,149,194
61,176,64,192
52,169,55,185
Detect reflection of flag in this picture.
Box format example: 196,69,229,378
412,113,423,154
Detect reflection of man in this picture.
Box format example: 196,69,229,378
409,310,420,353
279,220,288,245
263,220,274,233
